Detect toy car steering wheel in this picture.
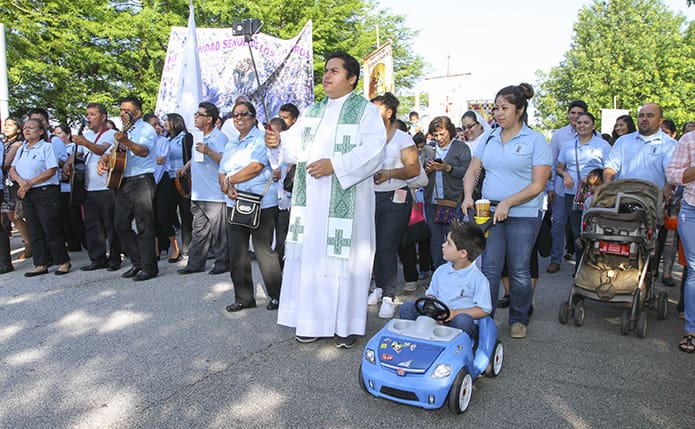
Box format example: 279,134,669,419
414,297,451,322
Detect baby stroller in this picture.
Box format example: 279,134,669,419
558,179,668,338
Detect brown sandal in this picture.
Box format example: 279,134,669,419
678,333,695,353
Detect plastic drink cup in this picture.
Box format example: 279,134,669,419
475,199,491,217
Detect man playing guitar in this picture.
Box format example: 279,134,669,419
97,96,158,281
67,103,122,272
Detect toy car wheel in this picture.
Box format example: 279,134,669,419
485,340,504,377
558,301,570,324
447,369,473,414
358,364,368,394
573,301,585,327
636,311,647,339
656,292,668,320
619,310,630,336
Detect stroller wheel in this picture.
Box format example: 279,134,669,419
558,301,570,325
657,292,668,320
620,310,630,336
636,311,648,339
573,301,585,327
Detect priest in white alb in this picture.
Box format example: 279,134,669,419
265,51,386,348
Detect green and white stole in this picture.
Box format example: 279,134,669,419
287,92,368,260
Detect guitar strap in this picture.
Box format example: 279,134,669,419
83,127,109,163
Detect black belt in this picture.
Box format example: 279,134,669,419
28,184,59,192
122,173,154,183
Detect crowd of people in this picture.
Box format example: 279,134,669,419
1,50,693,353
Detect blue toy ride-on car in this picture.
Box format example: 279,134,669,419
359,297,503,413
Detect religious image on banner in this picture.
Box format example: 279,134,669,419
362,42,394,100
156,20,314,123
467,100,495,127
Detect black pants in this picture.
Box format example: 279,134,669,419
59,192,85,251
84,189,121,266
115,173,157,274
275,208,290,269
23,185,69,267
0,192,11,269
154,175,176,252
227,206,282,305
175,190,193,255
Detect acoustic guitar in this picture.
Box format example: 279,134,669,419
69,115,88,206
106,113,135,191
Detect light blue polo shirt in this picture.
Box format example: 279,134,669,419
474,125,552,218
425,262,492,315
123,119,157,177
558,135,611,195
167,132,186,179
191,127,227,203
549,125,576,194
153,134,170,184
605,130,676,188
219,127,278,209
49,134,68,184
11,140,59,187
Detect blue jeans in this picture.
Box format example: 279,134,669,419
399,301,476,338
482,214,541,326
374,189,412,298
678,201,695,333
550,193,567,263
425,202,460,269
564,194,583,266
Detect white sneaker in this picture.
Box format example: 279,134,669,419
378,297,395,319
367,288,383,305
403,281,417,292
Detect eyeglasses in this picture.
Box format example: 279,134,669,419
231,112,254,118
193,112,210,118
462,122,478,131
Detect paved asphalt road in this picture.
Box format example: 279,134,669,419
1,237,693,428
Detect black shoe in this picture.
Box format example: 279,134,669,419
335,335,357,349
0,265,14,274
563,252,574,261
81,262,109,271
107,263,121,271
121,266,141,278
178,267,203,275
133,271,157,282
208,267,228,275
662,276,677,287
55,263,71,276
497,295,510,308
225,301,256,312
266,298,280,310
168,253,183,263
25,269,48,277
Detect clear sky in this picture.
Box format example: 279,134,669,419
377,0,695,102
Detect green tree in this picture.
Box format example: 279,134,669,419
535,0,695,131
1,0,423,123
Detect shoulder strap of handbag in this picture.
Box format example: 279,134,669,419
469,130,497,200
260,174,273,196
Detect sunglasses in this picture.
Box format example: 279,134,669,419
462,122,478,131
231,112,255,118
